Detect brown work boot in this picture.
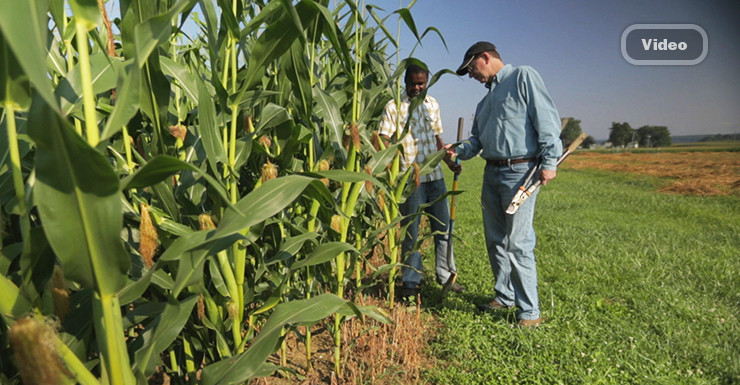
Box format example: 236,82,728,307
518,318,543,328
449,282,466,293
476,299,510,311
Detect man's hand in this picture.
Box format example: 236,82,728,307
540,169,556,185
442,144,461,173
443,143,457,160
445,158,462,174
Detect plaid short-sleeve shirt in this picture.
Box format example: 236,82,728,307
378,94,444,183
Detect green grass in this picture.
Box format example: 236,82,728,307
415,157,739,384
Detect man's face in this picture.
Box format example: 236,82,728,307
467,54,487,84
405,72,428,99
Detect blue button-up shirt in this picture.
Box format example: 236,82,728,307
456,64,563,170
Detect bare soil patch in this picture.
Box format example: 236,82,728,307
562,151,740,196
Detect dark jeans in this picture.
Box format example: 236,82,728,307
400,178,455,288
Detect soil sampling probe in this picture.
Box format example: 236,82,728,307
440,117,465,301
506,131,588,215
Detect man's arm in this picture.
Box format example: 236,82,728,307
523,67,562,185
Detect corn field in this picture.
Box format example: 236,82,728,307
0,0,452,383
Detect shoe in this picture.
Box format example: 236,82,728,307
448,282,466,293
398,285,419,300
476,299,510,312
518,318,543,328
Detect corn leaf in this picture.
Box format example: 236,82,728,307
100,60,141,142
133,295,199,378
393,8,421,44
133,0,195,68
0,0,57,110
291,242,356,270
68,0,101,30
29,98,129,295
215,175,316,238
0,275,31,317
201,294,366,385
312,87,346,159
197,76,227,173
255,103,292,132
121,155,230,204
0,33,31,110
283,39,312,120
56,53,119,116
242,7,303,91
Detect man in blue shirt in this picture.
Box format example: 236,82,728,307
448,41,562,327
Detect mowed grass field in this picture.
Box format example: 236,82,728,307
415,150,739,384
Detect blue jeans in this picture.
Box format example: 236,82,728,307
481,161,541,320
400,178,455,288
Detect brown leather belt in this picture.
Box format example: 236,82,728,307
486,157,537,167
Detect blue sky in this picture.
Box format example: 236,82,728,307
386,0,740,141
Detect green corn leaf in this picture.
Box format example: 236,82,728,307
256,103,292,132
197,76,227,174
367,145,401,175
56,53,119,116
265,232,318,266
29,97,129,295
100,60,141,142
283,39,312,120
302,0,352,72
208,258,230,297
160,56,198,101
251,292,282,316
214,175,316,238
151,181,181,223
133,295,199,378
393,8,421,44
0,274,31,317
0,0,57,110
68,0,101,31
171,239,238,297
118,267,157,305
291,242,356,270
200,294,367,385
417,148,447,177
366,5,397,48
133,0,196,68
279,0,306,46
215,0,241,37
121,155,230,204
0,33,31,110
421,26,448,51
311,170,382,186
312,87,345,159
242,7,303,91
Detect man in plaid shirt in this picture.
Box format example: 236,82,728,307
379,64,465,299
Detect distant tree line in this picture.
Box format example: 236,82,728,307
556,118,673,149
700,133,740,142
608,122,672,147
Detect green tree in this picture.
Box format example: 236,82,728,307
560,117,582,143
608,122,634,147
637,125,672,147
582,135,596,148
